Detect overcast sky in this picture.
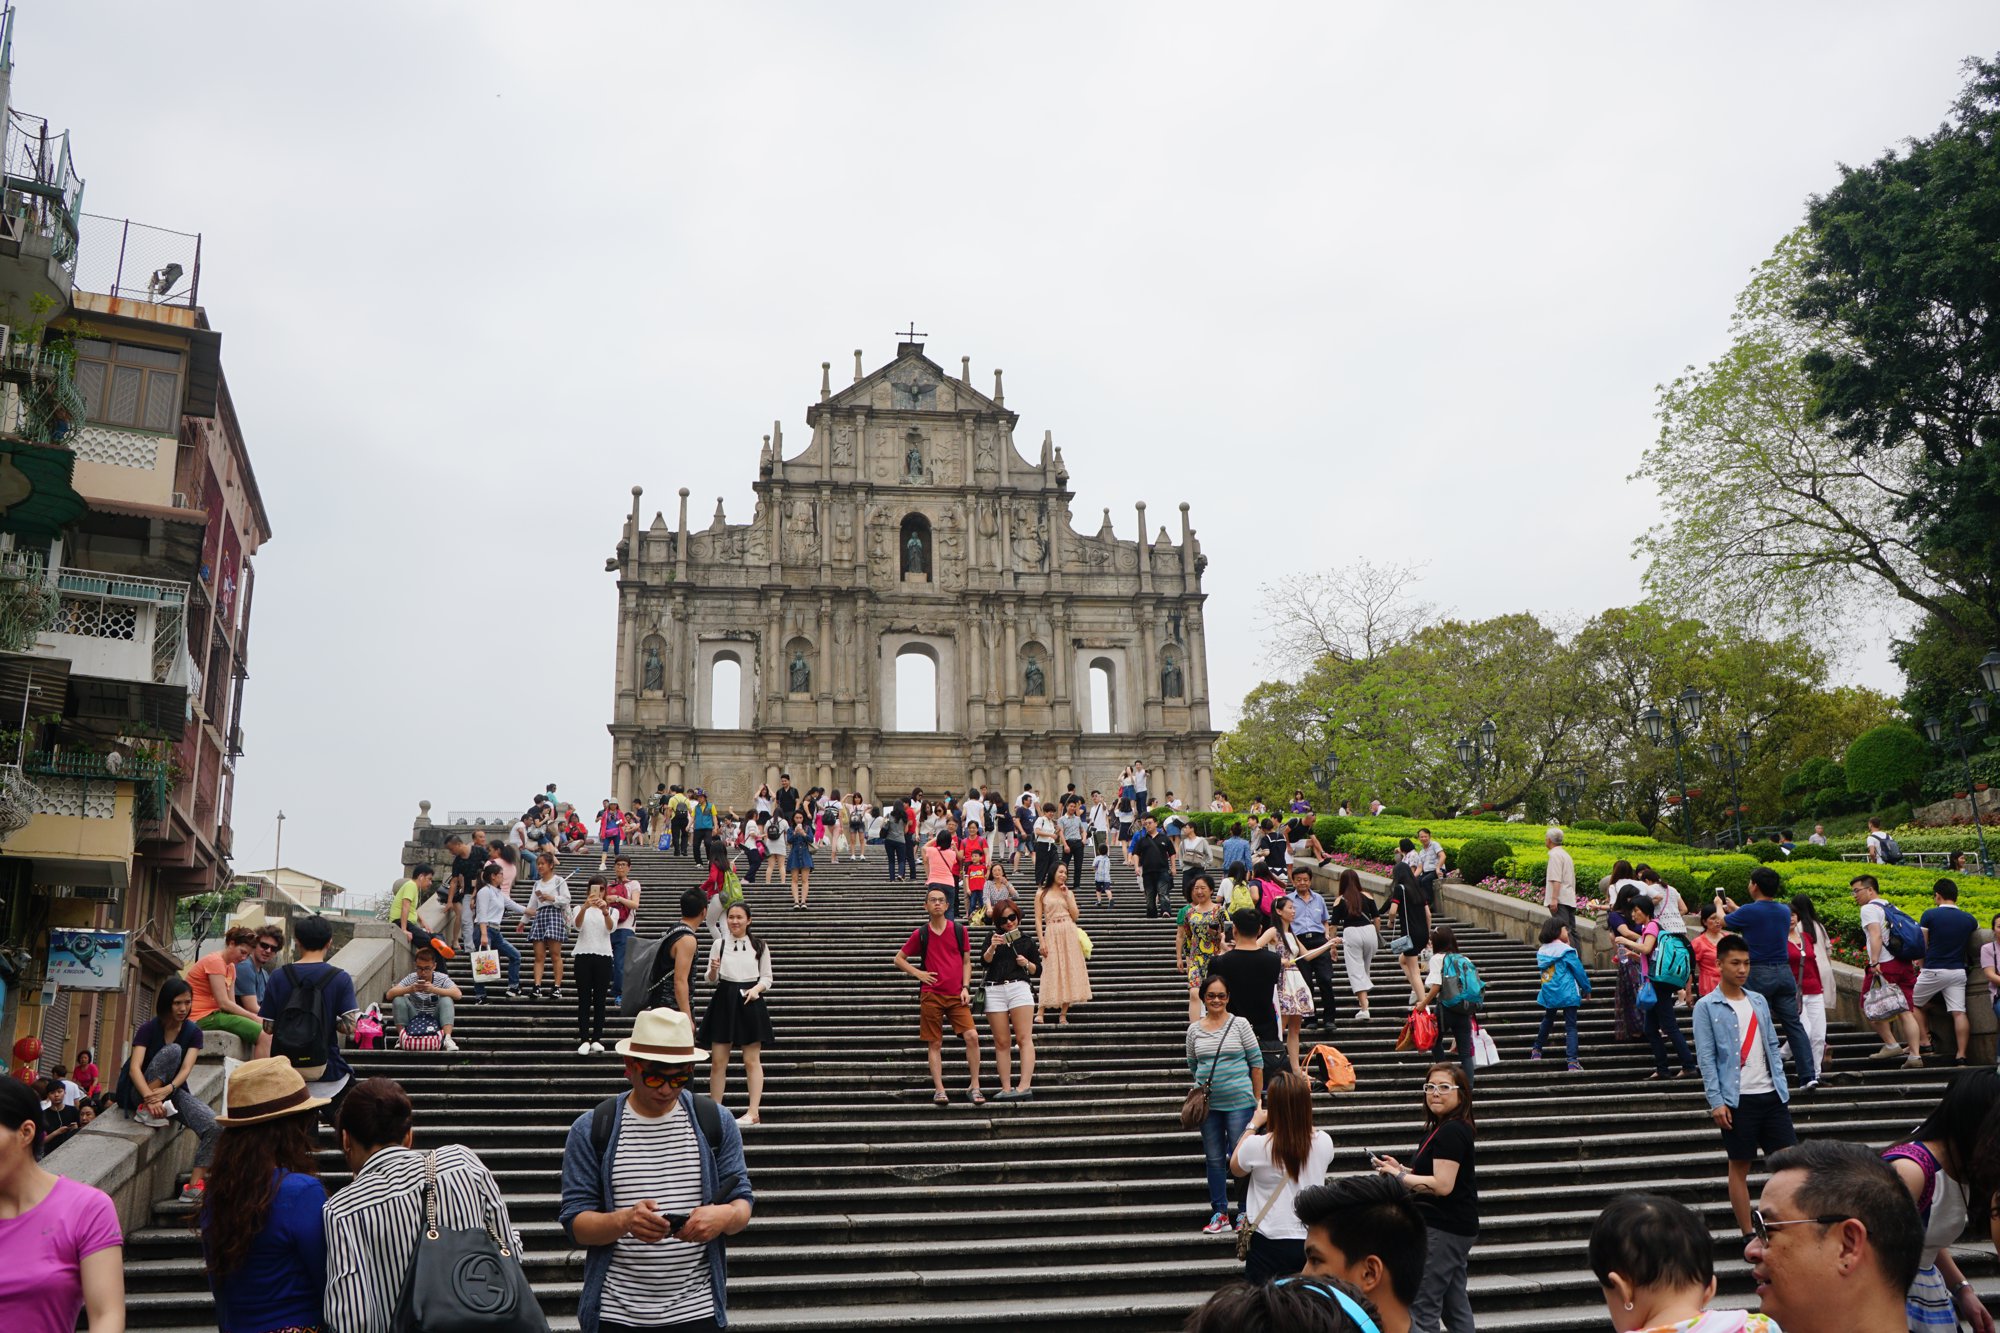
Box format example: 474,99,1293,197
19,3,1998,901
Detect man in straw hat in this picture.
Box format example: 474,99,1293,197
559,1006,754,1332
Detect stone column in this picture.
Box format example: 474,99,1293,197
764,595,784,724
1135,502,1152,595
1141,610,1162,731
1187,605,1212,731
817,597,834,727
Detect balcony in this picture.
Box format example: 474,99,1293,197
0,102,83,316
74,214,200,310
0,334,83,446
38,568,190,689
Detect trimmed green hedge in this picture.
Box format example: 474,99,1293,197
1456,837,1512,884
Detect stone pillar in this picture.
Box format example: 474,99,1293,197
668,759,684,788
1187,605,1212,732
816,597,834,727
1179,502,1195,585
1135,502,1152,596
1141,611,1162,731
764,595,784,720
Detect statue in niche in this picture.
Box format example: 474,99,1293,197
1024,655,1046,698
977,502,999,539
784,501,816,564
905,432,925,479
976,431,997,473
1161,651,1184,699
903,526,928,575
789,648,811,694
642,641,665,693
833,507,855,561
832,425,854,465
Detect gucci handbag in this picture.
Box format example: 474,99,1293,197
393,1151,549,1333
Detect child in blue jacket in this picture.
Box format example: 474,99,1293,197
1533,915,1593,1071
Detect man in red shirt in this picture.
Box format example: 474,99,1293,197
894,887,985,1106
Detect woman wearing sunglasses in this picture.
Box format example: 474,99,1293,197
981,903,1040,1101
1374,1064,1478,1333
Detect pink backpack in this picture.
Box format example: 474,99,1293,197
353,1005,384,1051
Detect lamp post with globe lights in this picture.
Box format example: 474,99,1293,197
1922,654,1997,877
1454,718,1497,812
1640,686,1705,841
1308,752,1338,811
1705,727,1754,850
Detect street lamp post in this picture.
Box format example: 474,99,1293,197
1308,752,1338,810
1640,686,1705,841
1555,774,1577,822
1924,696,1995,878
1706,727,1753,850
1454,719,1497,810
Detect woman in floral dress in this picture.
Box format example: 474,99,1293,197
1176,873,1226,1021
1035,863,1092,1025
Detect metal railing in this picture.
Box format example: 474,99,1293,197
0,335,83,445
43,566,191,687
3,108,82,271
23,748,168,820
74,214,199,307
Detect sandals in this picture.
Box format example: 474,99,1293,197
932,1092,950,1107
969,1089,988,1106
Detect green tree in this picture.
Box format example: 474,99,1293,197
1844,724,1930,802
1793,55,2000,653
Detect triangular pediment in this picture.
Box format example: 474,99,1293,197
820,345,1009,418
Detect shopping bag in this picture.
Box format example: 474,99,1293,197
1471,1022,1501,1068
470,949,502,984
1863,972,1909,1022
1397,1009,1438,1052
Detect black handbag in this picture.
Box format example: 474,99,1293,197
392,1151,550,1333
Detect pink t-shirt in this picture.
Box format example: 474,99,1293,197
0,1174,122,1333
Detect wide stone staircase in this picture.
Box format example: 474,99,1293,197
119,844,1990,1330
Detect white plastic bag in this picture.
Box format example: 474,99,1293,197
1471,1022,1501,1069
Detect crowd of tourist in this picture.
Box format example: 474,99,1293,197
20,770,2000,1333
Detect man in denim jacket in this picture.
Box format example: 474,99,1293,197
1693,933,1796,1240
559,1009,754,1332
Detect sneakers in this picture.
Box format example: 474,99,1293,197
132,1108,169,1128
1202,1212,1231,1235
1904,1054,1926,1069
1355,1009,1371,1021
442,1036,461,1052
179,1180,206,1201
577,1041,593,1056
1567,1060,1584,1073
588,1041,606,1054
1870,1042,1906,1061
1529,1048,1543,1061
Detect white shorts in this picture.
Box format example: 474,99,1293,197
985,980,1034,1013
1912,968,1967,1013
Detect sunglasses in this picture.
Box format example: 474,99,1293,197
1751,1209,1851,1246
635,1062,694,1088
255,941,280,951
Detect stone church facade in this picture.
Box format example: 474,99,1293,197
605,339,1219,811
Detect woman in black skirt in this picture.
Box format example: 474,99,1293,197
702,900,773,1126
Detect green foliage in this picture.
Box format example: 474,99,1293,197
1381,806,1415,818
1922,749,2000,803
1795,57,2000,653
1455,837,1512,884
1572,819,1609,833
1845,725,1930,799
1706,865,1754,896
1605,821,1649,838
1314,816,1360,840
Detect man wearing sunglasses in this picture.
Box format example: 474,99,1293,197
1745,1139,1923,1333
560,1007,754,1333
233,925,284,1059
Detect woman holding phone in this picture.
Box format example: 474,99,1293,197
982,902,1040,1101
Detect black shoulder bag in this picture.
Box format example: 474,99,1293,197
392,1150,550,1333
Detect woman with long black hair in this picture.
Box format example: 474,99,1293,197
1884,1069,2000,1333
1388,861,1429,1005
121,976,220,1200
1329,867,1382,1020
200,1058,330,1333
1376,1062,1479,1332
1790,892,1835,1079
1228,1070,1334,1282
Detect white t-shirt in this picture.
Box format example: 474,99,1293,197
1860,899,1888,961
1235,1129,1336,1240
1727,994,1774,1096
1866,831,1887,860
962,798,986,830
1034,816,1058,847
508,820,529,850
572,901,615,956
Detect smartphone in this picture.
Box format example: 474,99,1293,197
664,1212,689,1234
1362,1146,1380,1164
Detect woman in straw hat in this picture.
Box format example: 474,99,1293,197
200,1057,330,1333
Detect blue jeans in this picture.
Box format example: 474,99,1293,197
1199,1103,1254,1216
1535,1006,1579,1063
1640,992,1696,1074
474,929,521,998
610,928,633,999
1748,962,1816,1085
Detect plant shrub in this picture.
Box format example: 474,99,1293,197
1572,820,1609,833
1606,821,1649,838
1314,816,1359,840
1456,837,1512,884
1845,726,1931,800
1382,806,1414,818
1749,842,1790,863
1706,865,1753,896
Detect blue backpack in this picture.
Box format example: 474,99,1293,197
1880,902,1925,963
1650,930,1693,990
1439,953,1485,1010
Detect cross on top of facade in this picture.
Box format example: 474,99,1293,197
897,322,927,343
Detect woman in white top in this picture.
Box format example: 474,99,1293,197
754,784,773,814
1228,1070,1334,1283
525,851,571,999
701,902,773,1126
764,810,787,884
570,879,616,1054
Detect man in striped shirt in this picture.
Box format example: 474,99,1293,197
560,1007,754,1332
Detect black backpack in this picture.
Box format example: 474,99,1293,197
908,921,967,970
272,964,332,1070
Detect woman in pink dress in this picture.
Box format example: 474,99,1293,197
1034,863,1092,1024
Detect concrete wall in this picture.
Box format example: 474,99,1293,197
43,921,411,1235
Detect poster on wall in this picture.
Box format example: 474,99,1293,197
45,929,128,991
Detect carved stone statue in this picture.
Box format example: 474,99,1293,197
903,527,927,575
789,648,811,694
832,425,854,466
905,433,925,478
1024,655,1046,698
642,641,665,693
1161,652,1184,699
976,432,998,473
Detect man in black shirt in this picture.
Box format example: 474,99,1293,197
1256,818,1289,879
1204,909,1282,1067
773,774,799,826
446,833,489,954
1132,814,1178,919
